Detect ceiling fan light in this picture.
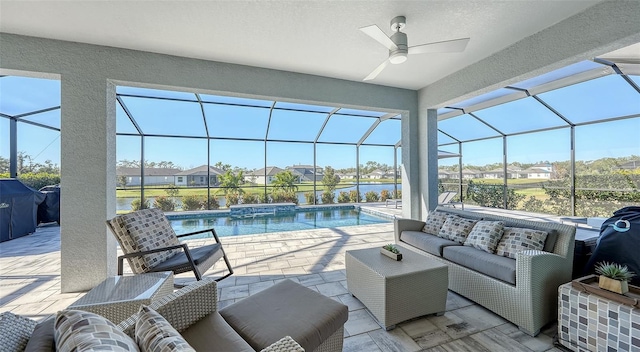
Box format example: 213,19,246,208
389,52,407,64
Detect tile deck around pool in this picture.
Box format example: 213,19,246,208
0,204,564,351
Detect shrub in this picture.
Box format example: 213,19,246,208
304,192,317,205
337,191,350,203
164,184,180,198
271,190,299,205
349,190,362,203
242,193,262,204
205,196,220,210
15,172,60,190
225,192,240,207
380,190,390,201
466,180,524,209
131,198,150,211
393,190,402,199
365,191,380,202
321,191,334,204
153,196,175,211
181,195,204,211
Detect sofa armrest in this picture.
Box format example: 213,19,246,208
394,218,425,242
118,279,218,336
516,250,572,289
259,336,304,352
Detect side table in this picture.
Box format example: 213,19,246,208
67,271,174,324
558,282,640,351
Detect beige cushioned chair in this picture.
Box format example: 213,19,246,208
107,208,233,282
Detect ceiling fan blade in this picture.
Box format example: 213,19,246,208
408,38,470,55
359,25,397,51
363,60,390,81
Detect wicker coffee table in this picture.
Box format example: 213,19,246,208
67,271,174,324
346,245,448,330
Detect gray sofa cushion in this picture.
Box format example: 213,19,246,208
401,230,460,256
24,316,55,352
182,312,254,352
220,279,348,352
443,246,517,285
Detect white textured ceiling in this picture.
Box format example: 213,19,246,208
0,1,603,90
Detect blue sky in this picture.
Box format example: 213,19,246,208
1,68,639,172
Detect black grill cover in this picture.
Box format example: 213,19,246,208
0,179,45,242
584,206,640,286
38,184,60,224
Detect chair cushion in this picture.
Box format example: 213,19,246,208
152,243,222,273
495,226,548,259
0,311,37,352
438,215,478,243
54,310,139,352
135,305,195,352
181,312,254,352
422,210,448,235
400,230,460,257
464,221,505,253
24,316,55,352
109,208,181,273
443,246,517,285
220,279,348,352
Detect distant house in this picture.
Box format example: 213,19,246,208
245,166,289,185
364,169,392,179
339,172,357,180
116,167,182,186
174,165,224,186
438,170,457,179
461,169,481,179
518,167,552,179
619,159,640,170
286,164,323,182
483,166,523,179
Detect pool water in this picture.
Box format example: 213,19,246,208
168,208,390,238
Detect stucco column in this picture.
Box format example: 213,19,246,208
401,111,420,219
417,108,439,216
60,74,117,293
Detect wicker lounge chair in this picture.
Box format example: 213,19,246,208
106,208,233,283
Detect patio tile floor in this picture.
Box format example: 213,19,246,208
0,204,564,351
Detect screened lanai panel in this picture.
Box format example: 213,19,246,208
473,97,567,134
362,118,400,145
204,104,269,139
438,131,457,145
120,97,206,137
117,86,196,101
200,94,273,107
267,110,327,141
317,115,376,144
21,109,61,129
0,118,9,161
630,75,640,87
574,118,640,216
538,75,640,124
438,114,501,141
116,102,139,134
510,61,605,90
274,102,335,113
17,123,60,173
0,77,60,116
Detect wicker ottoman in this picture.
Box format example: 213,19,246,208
346,245,448,330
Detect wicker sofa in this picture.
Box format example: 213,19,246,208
7,279,347,352
394,206,576,336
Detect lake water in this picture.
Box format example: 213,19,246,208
116,183,401,211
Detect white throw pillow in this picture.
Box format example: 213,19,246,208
464,221,505,253
495,227,548,259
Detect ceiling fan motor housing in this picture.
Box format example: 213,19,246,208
389,31,408,64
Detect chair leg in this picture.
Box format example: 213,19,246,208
215,249,234,282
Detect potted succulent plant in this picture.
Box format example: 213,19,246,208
595,261,636,294
380,244,402,261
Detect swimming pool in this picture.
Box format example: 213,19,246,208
167,207,391,238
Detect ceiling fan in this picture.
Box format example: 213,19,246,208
359,16,470,81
